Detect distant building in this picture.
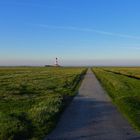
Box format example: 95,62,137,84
44,65,53,67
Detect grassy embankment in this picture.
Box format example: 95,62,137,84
0,67,87,140
93,67,140,131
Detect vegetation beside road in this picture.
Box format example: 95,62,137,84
93,67,140,131
0,67,86,140
103,67,140,79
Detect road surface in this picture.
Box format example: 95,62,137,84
45,69,140,140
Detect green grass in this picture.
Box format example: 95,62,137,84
102,67,140,79
93,67,140,131
0,67,87,140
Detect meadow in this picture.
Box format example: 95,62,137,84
93,67,140,131
102,67,140,79
0,67,86,140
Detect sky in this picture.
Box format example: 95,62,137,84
0,0,140,66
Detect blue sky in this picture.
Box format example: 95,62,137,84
0,0,140,66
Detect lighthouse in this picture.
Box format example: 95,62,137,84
55,57,60,67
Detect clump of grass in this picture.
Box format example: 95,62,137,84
29,94,63,139
117,96,140,130
0,112,31,140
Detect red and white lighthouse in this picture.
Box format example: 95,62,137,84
55,57,60,66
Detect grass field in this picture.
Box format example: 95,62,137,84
0,67,86,140
93,67,140,131
103,67,140,79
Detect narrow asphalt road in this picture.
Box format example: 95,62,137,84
45,69,140,140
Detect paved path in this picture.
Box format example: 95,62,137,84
45,69,140,140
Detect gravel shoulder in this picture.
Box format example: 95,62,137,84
45,69,140,140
